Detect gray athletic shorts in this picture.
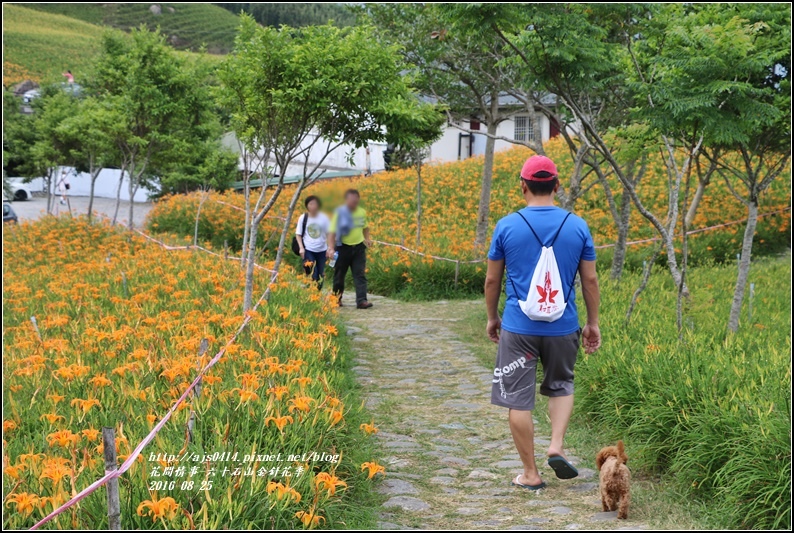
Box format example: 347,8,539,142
491,328,581,411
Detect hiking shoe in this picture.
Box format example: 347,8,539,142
357,301,373,309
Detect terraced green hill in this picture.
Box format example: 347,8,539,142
22,3,240,54
2,4,225,87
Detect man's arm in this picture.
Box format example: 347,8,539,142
578,259,601,354
484,258,505,343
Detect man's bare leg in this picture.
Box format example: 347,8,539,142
509,408,543,485
546,394,574,458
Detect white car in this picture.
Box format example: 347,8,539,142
5,178,35,201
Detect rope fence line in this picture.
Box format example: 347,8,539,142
131,228,276,273
204,196,789,266
30,227,280,530
374,206,791,261
593,207,790,250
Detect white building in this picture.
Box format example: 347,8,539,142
221,132,387,178
18,167,155,202
426,95,562,164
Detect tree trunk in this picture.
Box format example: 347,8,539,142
241,151,251,270
416,161,422,248
242,220,259,312
46,169,54,214
474,120,498,248
112,168,125,225
127,172,135,230
728,200,758,332
610,189,632,280
87,168,100,223
560,145,588,211
241,182,251,269
266,181,305,300
684,177,708,228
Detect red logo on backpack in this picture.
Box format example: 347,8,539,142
536,271,559,304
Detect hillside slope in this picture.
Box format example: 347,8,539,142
2,4,225,87
3,4,107,86
21,3,240,53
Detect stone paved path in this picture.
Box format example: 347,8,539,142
341,294,646,531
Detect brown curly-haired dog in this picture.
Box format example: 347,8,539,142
596,440,630,519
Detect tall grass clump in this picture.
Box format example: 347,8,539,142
576,256,791,529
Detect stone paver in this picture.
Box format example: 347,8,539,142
341,296,653,530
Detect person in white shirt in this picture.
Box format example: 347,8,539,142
295,195,330,288
56,169,70,206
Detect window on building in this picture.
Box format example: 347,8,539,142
470,119,480,131
514,116,534,142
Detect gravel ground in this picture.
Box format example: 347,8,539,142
8,195,153,229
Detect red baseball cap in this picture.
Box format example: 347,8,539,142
520,155,558,181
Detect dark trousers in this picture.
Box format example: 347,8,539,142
303,249,327,286
332,243,368,304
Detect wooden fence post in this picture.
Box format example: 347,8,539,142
224,240,229,261
102,427,121,530
187,338,209,442
121,272,128,299
454,260,460,289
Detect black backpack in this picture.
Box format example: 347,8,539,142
291,213,309,255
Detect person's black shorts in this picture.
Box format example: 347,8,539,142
491,328,581,411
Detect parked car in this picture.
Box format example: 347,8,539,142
5,179,34,201
3,202,18,223
21,88,40,105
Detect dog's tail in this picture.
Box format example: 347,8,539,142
616,440,626,465
617,440,626,464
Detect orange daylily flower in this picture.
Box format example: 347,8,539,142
265,415,294,432
267,386,289,400
288,396,313,413
295,510,325,529
70,398,101,414
266,481,302,503
314,472,347,496
81,428,101,442
46,429,80,448
5,492,40,516
136,495,180,523
40,458,72,485
359,422,379,435
327,409,344,427
361,461,386,479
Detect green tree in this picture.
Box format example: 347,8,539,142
23,87,81,213
155,139,239,195
217,15,441,310
91,28,223,228
362,3,545,248
55,96,123,222
663,4,791,333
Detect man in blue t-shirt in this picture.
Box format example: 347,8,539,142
485,155,602,490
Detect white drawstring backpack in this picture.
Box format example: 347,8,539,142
511,211,572,322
